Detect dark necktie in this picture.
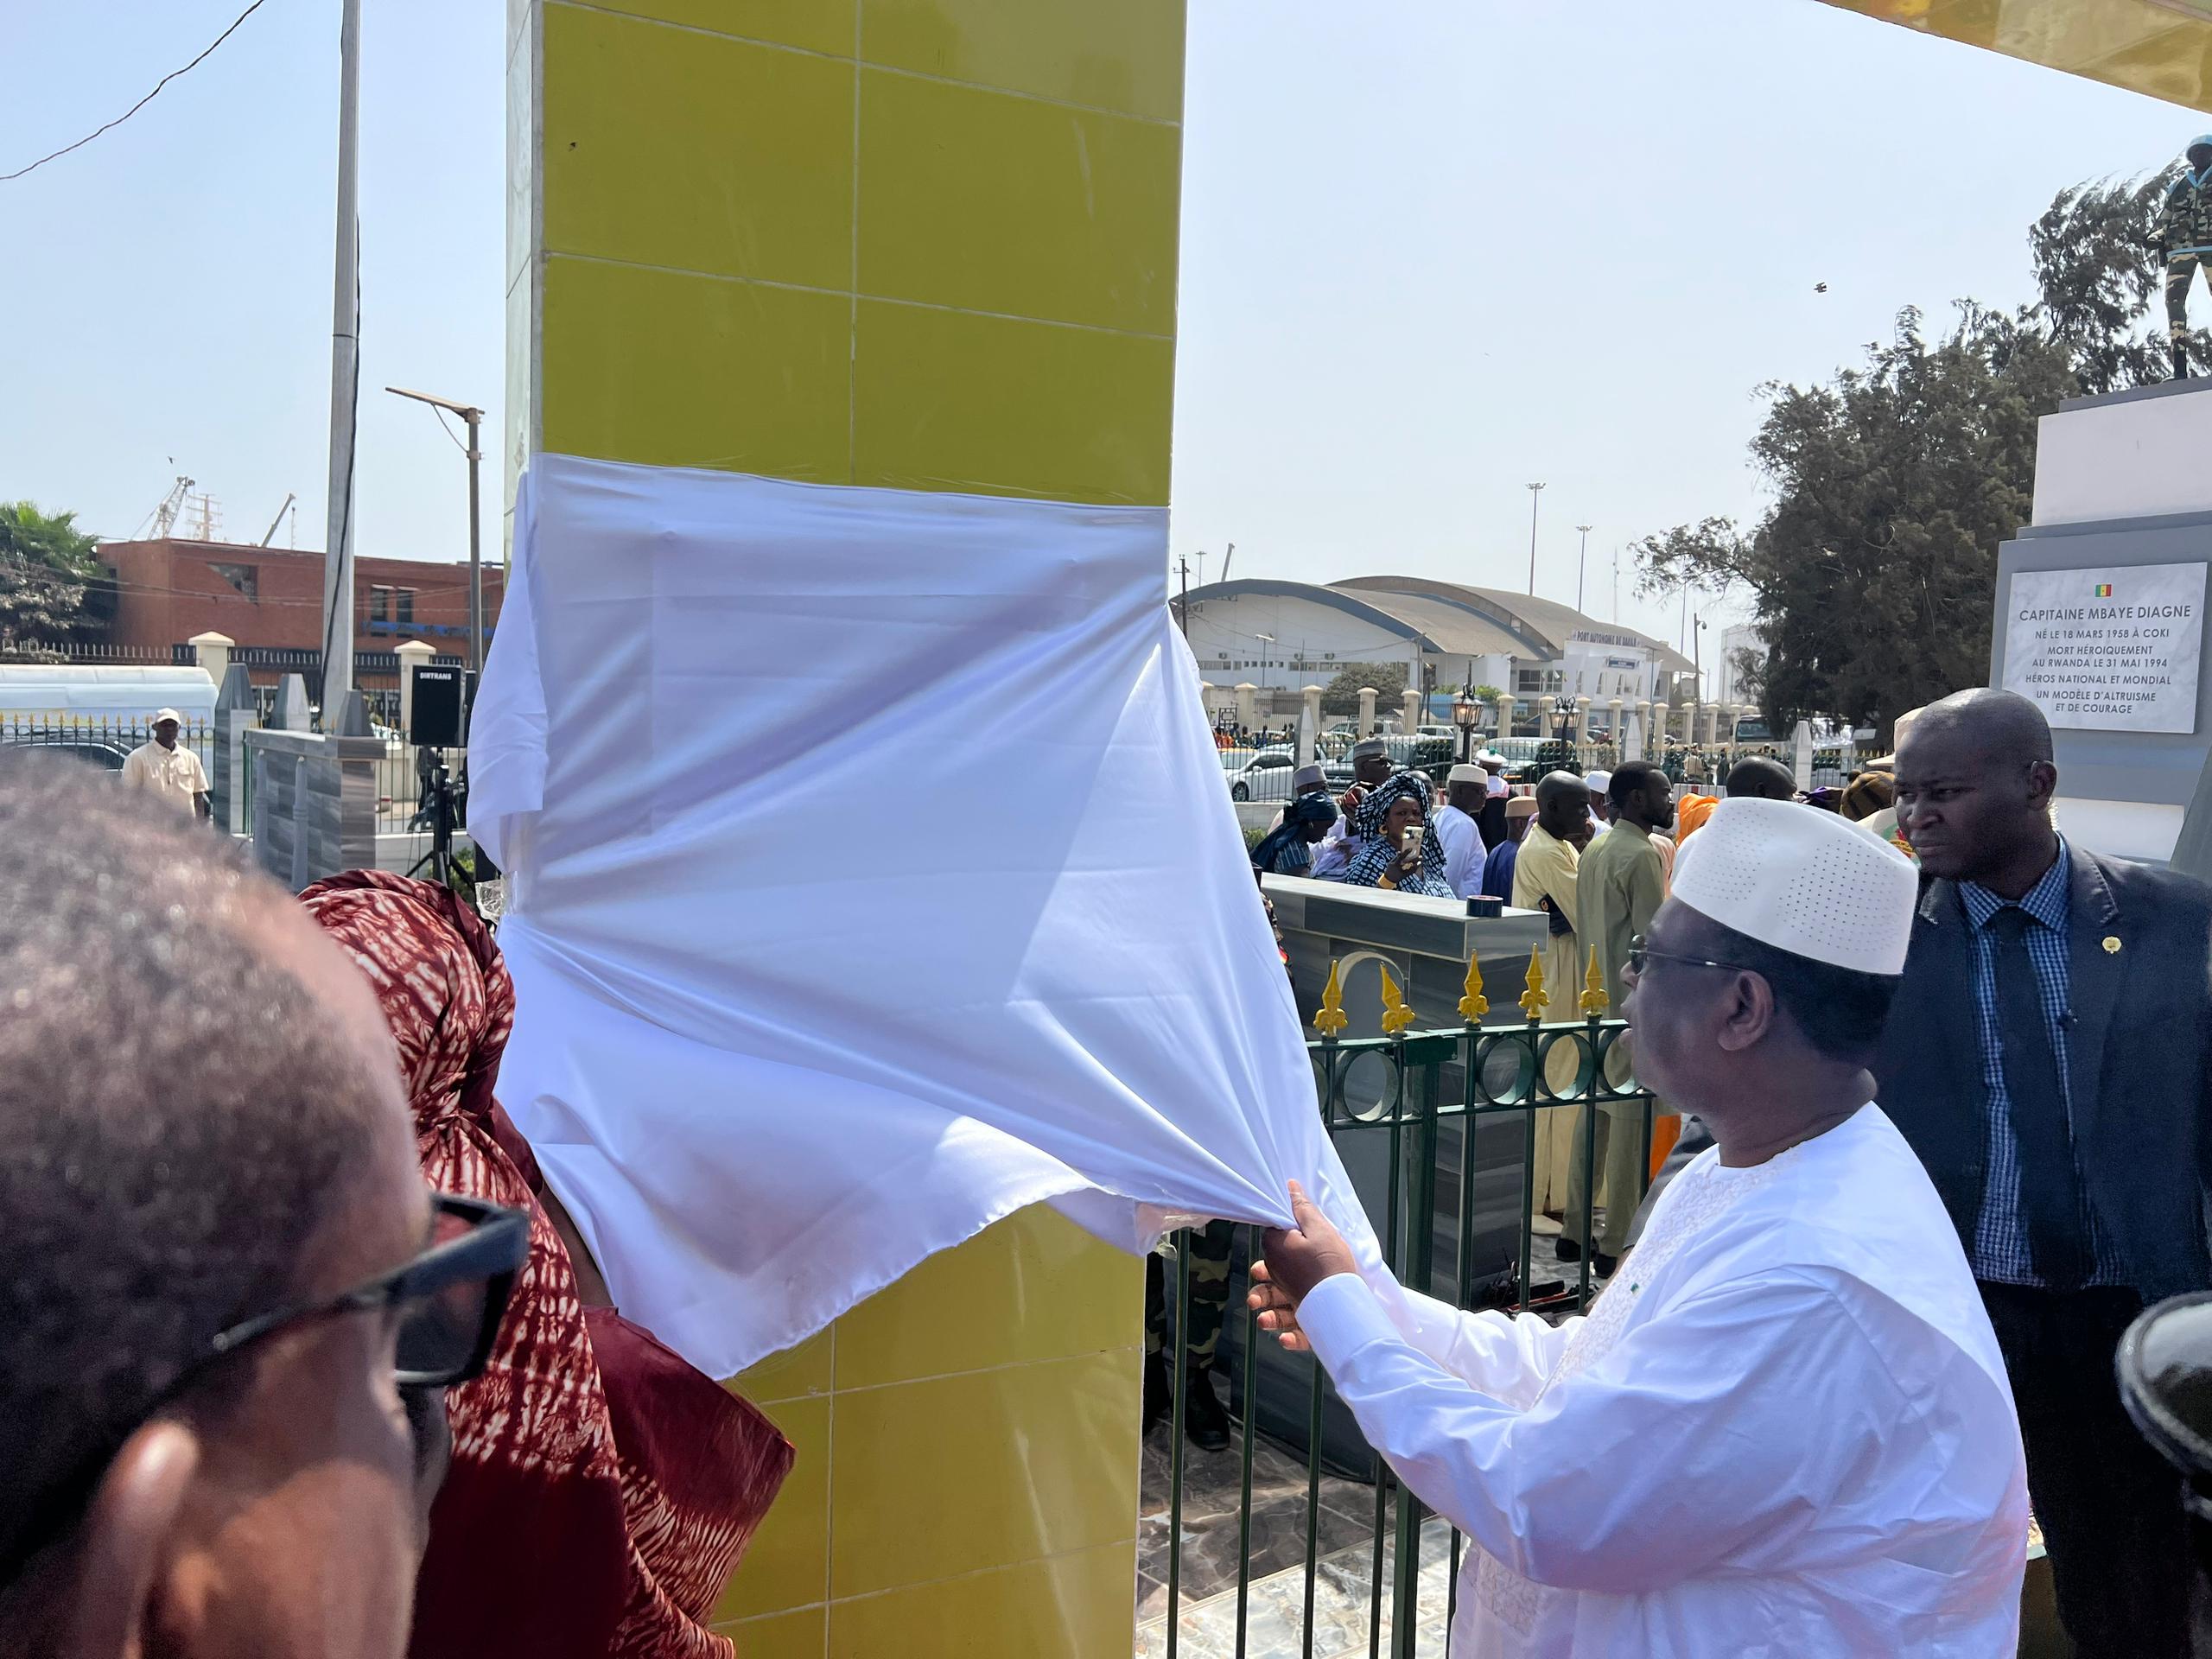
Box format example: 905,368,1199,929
1988,906,2088,1289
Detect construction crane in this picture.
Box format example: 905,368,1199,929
258,493,296,547
145,475,194,539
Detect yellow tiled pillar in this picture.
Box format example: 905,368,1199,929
507,2,1182,1652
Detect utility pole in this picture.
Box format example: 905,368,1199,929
1525,482,1546,596
320,0,363,728
1612,545,1622,620
387,387,487,674
1574,524,1592,615
1175,556,1190,640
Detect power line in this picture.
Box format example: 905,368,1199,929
1,0,275,184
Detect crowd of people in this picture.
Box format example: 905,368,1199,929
16,677,2212,1659
1239,687,2212,1657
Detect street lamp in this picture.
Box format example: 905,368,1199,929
385,385,486,675
1526,482,1546,596
1575,524,1593,614
1452,688,1479,762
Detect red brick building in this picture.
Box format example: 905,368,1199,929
99,538,505,692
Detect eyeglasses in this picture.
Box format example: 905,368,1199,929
211,1192,529,1386
1625,936,1754,978
1,1193,527,1583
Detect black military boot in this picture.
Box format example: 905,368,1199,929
2177,342,2192,382
1141,1350,1171,1435
1182,1361,1231,1452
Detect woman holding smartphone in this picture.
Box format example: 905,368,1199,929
1342,771,1456,897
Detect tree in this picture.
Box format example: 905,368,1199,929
0,502,109,656
1470,683,1503,703
1636,175,2209,742
2031,170,2207,396
1319,661,1408,716
1722,647,1766,714
1636,305,2076,741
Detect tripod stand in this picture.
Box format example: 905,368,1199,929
407,754,472,899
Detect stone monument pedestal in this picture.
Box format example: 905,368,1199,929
1993,378,2212,867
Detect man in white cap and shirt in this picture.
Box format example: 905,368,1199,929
1474,748,1512,846
119,708,211,821
1582,767,1613,838
1248,798,2028,1656
1433,763,1491,898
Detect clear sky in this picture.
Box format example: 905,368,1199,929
3,0,2200,659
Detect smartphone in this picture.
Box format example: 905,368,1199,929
1402,825,1423,857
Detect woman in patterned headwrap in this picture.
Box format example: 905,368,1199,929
298,870,791,1659
1342,770,1456,897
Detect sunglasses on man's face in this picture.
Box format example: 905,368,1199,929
209,1192,530,1386
0,1193,528,1585
1624,936,1755,980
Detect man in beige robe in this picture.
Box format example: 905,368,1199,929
1562,760,1675,1274
1511,772,1592,1218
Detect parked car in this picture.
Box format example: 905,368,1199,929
1486,736,1549,781
8,735,136,773
1382,734,1456,784
1221,747,1300,803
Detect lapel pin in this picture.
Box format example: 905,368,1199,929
2103,936,2122,954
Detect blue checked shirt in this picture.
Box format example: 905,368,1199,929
1959,837,2124,1287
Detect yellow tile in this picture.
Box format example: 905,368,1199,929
580,0,855,57
828,1350,1140,1597
857,69,1179,334
717,1393,830,1622
542,3,855,288
728,1326,835,1405
718,1604,828,1659
836,1206,1140,1389
851,300,1173,505
540,257,851,479
861,0,1185,123
826,1541,1133,1659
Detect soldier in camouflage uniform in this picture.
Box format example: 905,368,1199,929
1141,1222,1237,1450
2158,135,2212,380
1137,882,1294,1450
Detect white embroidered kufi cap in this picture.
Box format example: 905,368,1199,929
1671,797,1917,976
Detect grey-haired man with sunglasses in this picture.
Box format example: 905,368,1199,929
0,756,524,1659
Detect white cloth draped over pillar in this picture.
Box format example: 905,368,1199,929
470,455,1382,1376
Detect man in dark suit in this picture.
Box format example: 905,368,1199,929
1877,688,2212,1657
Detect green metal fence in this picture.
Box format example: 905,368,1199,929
1151,983,1658,1659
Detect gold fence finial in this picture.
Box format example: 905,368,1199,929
1580,944,1610,1015
1313,958,1348,1037
1519,944,1548,1022
1459,952,1489,1023
1379,963,1414,1036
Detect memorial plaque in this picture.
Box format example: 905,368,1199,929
2002,561,2208,734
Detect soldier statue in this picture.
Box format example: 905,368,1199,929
2158,134,2212,380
